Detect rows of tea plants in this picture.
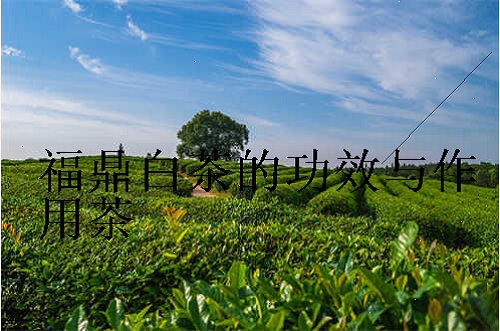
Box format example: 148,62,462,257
252,171,346,207
381,176,498,249
207,162,499,248
179,158,333,197
306,172,364,216
1,157,498,329
220,165,499,252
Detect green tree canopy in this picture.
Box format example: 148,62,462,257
176,110,249,160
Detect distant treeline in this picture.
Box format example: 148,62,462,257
2,157,499,188
372,162,499,188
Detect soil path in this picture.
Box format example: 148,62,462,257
180,172,217,198
191,184,217,198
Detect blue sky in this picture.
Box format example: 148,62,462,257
2,0,498,166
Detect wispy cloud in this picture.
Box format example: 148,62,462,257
63,0,113,28
2,89,163,127
120,0,245,15
150,35,227,50
237,113,281,128
69,46,106,74
63,0,113,27
160,2,245,15
64,46,220,104
126,15,148,41
2,89,179,159
79,16,114,27
336,96,491,129
63,0,82,13
464,29,488,40
249,0,493,113
215,62,268,78
123,16,226,50
1,45,22,57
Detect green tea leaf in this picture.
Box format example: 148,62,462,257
442,310,466,331
176,228,189,245
228,262,247,292
467,295,499,330
265,310,285,331
163,252,177,259
65,306,90,331
355,268,398,306
391,222,418,271
188,294,208,331
106,298,124,330
335,251,354,279
298,311,313,330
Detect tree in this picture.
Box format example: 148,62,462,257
489,168,498,188
118,143,125,155
476,168,488,187
177,110,249,161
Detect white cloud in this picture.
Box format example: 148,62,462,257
69,46,105,74
63,0,82,13
253,0,355,30
112,0,128,9
127,15,148,41
1,45,22,57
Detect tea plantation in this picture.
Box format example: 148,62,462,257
2,156,498,330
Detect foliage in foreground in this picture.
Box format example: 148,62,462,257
67,222,499,330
